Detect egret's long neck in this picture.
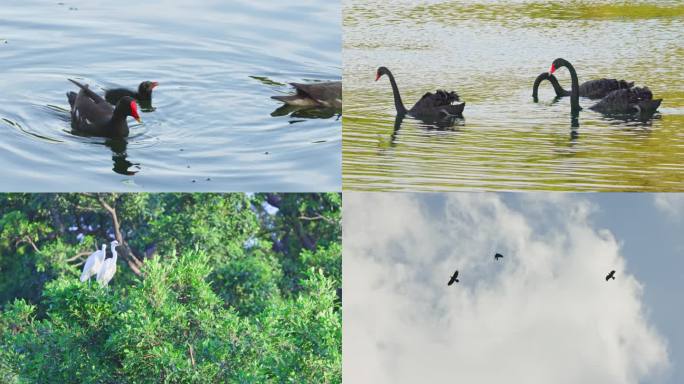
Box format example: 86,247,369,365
111,245,118,262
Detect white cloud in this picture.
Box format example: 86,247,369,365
654,194,684,220
344,193,669,384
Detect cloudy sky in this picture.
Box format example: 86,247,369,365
344,193,684,384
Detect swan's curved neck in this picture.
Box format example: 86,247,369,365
560,60,581,111
533,74,570,99
384,71,407,115
549,76,570,97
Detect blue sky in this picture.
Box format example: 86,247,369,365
344,193,683,384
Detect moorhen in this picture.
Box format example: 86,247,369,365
271,81,342,109
105,81,158,105
67,79,141,138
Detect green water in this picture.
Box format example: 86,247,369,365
343,0,684,191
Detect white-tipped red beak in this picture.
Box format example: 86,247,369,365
549,64,556,74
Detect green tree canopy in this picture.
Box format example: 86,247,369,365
0,193,341,383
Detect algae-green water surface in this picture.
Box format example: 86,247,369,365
343,0,684,191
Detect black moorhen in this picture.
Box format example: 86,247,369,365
67,79,141,138
271,81,341,109
105,81,158,105
375,66,465,120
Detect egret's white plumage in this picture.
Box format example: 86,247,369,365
97,240,119,287
80,244,106,282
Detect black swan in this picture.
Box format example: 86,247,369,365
271,81,341,109
532,72,634,100
375,66,465,120
105,81,158,105
67,79,141,137
548,58,661,116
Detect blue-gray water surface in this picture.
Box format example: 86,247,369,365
0,0,341,191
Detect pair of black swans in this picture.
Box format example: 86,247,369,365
67,78,341,138
376,58,662,123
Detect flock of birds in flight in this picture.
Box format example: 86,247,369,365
447,253,617,286
79,240,120,287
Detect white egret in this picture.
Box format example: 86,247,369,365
97,240,119,287
80,244,106,283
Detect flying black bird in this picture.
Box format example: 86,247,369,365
606,270,616,281
447,270,459,286
494,253,503,260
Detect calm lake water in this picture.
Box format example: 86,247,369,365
0,0,340,192
343,0,684,191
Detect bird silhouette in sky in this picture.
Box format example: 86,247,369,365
494,253,503,260
606,270,616,281
447,270,459,285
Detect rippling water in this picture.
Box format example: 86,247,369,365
0,0,340,191
343,0,684,191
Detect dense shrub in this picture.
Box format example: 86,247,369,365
0,193,341,383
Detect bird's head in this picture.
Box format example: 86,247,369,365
139,81,159,97
549,58,567,75
375,66,390,82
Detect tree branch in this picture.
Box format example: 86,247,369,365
66,251,94,264
298,214,334,224
93,194,143,276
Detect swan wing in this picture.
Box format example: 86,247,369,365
411,90,460,111
579,78,634,100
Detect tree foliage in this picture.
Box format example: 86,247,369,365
0,193,341,383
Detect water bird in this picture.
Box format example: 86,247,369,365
447,270,459,286
375,66,465,120
532,72,633,100
546,58,661,117
97,240,119,287
605,270,616,281
494,253,503,260
67,79,141,137
105,81,158,105
80,244,106,283
271,81,341,109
